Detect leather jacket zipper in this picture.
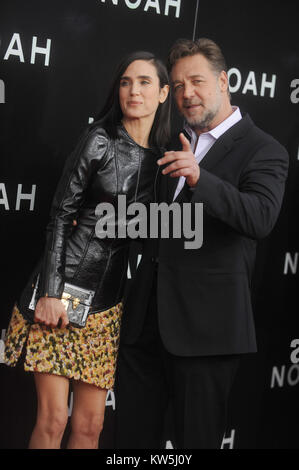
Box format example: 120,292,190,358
134,149,142,203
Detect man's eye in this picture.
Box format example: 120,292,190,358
174,84,183,92
193,80,202,84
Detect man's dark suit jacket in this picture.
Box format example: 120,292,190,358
121,113,289,357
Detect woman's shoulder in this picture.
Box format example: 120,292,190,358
76,123,111,158
63,124,111,169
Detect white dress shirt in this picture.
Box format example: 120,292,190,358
173,106,242,200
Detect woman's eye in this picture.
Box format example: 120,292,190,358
120,81,129,87
140,80,150,85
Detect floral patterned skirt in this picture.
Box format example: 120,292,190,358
4,302,123,390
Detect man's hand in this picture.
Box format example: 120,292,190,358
158,133,200,187
35,297,69,329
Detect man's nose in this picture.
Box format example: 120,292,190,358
183,83,195,99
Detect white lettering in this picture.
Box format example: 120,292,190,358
283,252,298,275
101,0,118,5
164,0,181,17
137,253,142,269
127,203,147,238
242,71,258,96
271,365,285,388
125,0,142,8
290,79,299,104
100,0,181,17
127,261,132,279
165,440,174,449
144,0,161,13
150,455,192,465
88,117,94,124
96,196,203,250
229,69,278,98
260,73,276,98
287,365,299,386
0,184,38,211
221,429,235,449
228,67,242,93
3,33,25,62
30,36,51,67
290,339,299,364
95,202,116,238
127,254,142,279
271,364,299,388
149,202,181,239
106,390,116,409
117,194,128,238
0,80,5,103
0,183,10,210
183,202,203,250
15,184,36,211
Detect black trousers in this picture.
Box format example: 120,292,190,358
114,274,240,449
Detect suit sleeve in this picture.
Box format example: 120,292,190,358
38,128,109,298
190,140,289,240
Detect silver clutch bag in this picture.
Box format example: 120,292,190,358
29,275,95,328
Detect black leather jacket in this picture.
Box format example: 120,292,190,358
19,124,160,321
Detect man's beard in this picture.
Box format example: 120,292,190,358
186,108,218,131
184,92,222,132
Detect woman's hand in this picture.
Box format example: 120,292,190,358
34,297,69,328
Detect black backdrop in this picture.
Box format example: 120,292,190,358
0,0,298,449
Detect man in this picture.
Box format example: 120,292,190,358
114,38,289,449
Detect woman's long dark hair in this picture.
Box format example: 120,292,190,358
92,51,171,148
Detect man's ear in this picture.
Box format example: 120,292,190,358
219,70,229,93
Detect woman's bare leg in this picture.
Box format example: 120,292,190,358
29,373,69,449
67,381,107,449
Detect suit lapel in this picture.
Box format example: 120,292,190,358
197,113,253,171
200,132,235,171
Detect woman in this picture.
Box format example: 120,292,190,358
4,51,170,449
